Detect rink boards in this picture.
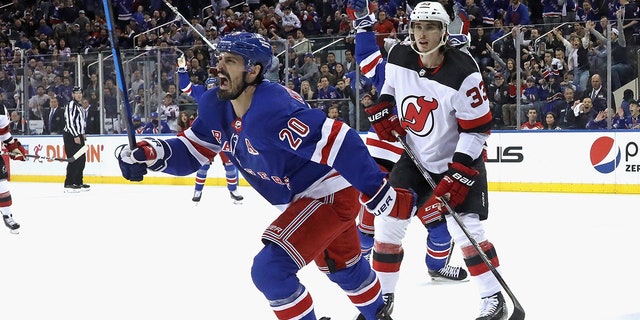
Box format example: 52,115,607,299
6,130,639,194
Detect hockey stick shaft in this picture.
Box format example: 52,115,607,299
162,0,218,51
4,145,89,163
102,0,136,149
393,133,525,320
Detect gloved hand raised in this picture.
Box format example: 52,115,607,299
360,180,417,220
116,137,169,182
177,54,187,72
346,0,376,29
5,138,26,161
433,162,479,209
365,97,406,142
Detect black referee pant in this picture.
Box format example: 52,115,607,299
63,131,86,186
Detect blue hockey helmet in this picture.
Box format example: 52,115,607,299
150,111,159,118
216,32,272,76
205,77,218,87
132,115,141,121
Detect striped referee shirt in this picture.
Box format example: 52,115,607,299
64,99,86,137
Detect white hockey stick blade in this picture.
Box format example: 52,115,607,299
67,145,89,162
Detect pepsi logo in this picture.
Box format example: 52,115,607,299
590,136,621,174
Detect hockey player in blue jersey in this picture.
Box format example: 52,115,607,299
177,59,243,204
347,1,468,318
117,31,418,320
352,1,510,319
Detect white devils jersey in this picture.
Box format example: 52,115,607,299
381,44,493,174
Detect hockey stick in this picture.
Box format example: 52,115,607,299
4,145,89,163
393,132,525,320
101,0,136,149
162,0,218,51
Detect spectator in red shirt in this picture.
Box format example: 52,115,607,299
373,11,395,57
520,107,543,130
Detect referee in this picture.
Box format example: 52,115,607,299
63,86,89,192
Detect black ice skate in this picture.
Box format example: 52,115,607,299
3,214,20,234
230,190,243,204
428,265,469,282
476,292,507,320
80,184,91,191
64,184,81,193
192,190,202,203
354,292,394,320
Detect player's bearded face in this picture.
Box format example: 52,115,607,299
216,53,247,100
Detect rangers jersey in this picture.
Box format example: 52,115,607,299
151,80,386,210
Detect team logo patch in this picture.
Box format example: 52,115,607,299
590,136,621,174
399,96,438,136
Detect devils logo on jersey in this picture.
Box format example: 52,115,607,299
399,96,439,136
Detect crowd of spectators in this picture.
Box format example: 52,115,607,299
1,0,640,135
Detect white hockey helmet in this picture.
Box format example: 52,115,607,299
409,1,450,55
410,1,450,28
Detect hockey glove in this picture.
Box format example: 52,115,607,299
360,180,417,220
4,138,26,161
116,137,170,182
365,99,406,142
433,162,479,209
346,0,376,29
177,54,187,73
416,195,446,227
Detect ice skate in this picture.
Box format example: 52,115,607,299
354,292,393,320
80,184,91,192
3,214,20,234
230,190,243,204
64,184,81,193
428,265,469,282
192,190,202,203
476,292,507,320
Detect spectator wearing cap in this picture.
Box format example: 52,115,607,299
205,25,221,47
357,92,375,131
187,15,206,41
143,111,171,134
275,3,301,36
73,9,90,32
129,114,146,134
63,86,89,192
298,52,319,90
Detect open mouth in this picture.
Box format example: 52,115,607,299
417,40,429,49
218,76,229,89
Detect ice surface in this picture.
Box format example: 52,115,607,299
2,182,638,320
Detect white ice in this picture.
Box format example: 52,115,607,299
2,182,638,320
